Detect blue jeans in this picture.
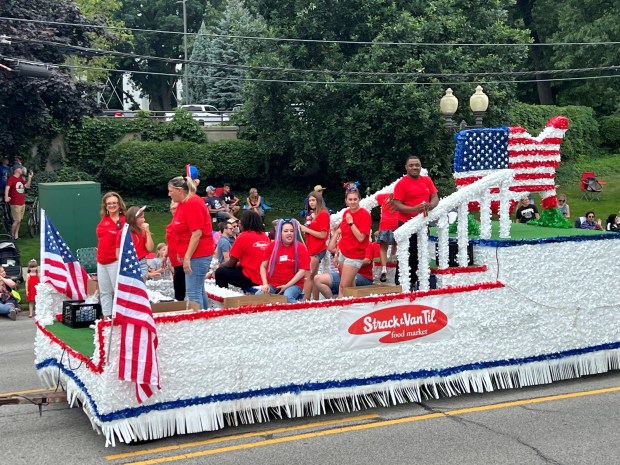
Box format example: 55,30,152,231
329,272,372,295
257,284,303,303
185,255,212,309
0,302,15,315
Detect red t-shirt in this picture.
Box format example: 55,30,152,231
229,231,270,285
393,175,438,223
96,215,126,265
359,243,378,281
165,223,181,267
116,229,149,260
170,194,214,260
6,175,26,206
339,208,371,260
262,241,310,288
376,193,399,231
304,209,330,255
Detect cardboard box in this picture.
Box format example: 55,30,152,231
223,294,288,308
151,300,200,313
342,284,403,297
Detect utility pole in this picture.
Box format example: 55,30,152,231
178,0,189,104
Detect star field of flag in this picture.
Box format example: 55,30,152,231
119,234,143,281
453,128,509,173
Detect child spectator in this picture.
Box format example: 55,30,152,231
149,243,171,280
26,258,39,318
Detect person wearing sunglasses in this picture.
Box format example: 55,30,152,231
168,175,215,309
96,191,127,317
579,211,603,231
258,218,310,303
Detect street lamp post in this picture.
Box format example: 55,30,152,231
440,85,489,131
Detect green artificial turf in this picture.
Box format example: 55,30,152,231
430,220,605,241
46,322,95,358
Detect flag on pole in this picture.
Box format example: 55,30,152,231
114,224,160,403
41,210,89,300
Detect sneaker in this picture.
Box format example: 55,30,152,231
379,272,387,283
8,308,16,321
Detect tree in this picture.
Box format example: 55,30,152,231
241,0,530,190
0,0,103,158
114,0,205,111
188,0,265,108
531,0,620,115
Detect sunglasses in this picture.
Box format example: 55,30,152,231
116,220,122,230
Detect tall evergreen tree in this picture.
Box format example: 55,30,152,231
187,22,213,104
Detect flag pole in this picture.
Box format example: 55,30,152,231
105,224,128,366
39,208,46,276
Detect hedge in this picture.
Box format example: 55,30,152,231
507,103,600,161
101,140,266,195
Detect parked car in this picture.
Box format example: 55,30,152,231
164,104,230,125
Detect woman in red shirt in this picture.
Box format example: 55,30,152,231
336,183,371,297
168,176,214,309
166,200,185,301
215,210,269,290
298,190,330,299
258,219,311,303
122,206,154,280
96,191,127,317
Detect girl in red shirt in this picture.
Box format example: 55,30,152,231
96,192,126,317
122,206,154,280
336,183,371,297
299,190,330,299
259,219,311,303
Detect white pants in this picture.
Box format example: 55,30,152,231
97,261,118,316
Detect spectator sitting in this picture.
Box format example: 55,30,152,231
557,194,570,218
216,220,236,265
205,185,235,221
515,195,539,223
580,211,603,230
605,214,620,232
215,210,270,290
220,183,241,215
246,187,265,218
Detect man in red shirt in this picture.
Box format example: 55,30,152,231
391,155,439,289
4,165,33,240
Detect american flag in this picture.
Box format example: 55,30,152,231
41,212,89,300
453,116,569,208
114,224,160,403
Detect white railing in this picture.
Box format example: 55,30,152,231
329,169,516,293
393,169,515,291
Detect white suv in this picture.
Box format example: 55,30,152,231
165,104,229,125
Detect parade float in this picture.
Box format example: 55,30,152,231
33,117,620,446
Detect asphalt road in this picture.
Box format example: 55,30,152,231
2,316,619,465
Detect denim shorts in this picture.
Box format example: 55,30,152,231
312,249,327,261
377,230,396,245
330,272,373,294
338,253,364,269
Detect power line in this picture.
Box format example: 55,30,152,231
13,36,620,81
2,16,620,48
46,61,620,87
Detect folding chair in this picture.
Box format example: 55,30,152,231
580,171,605,201
76,247,98,274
